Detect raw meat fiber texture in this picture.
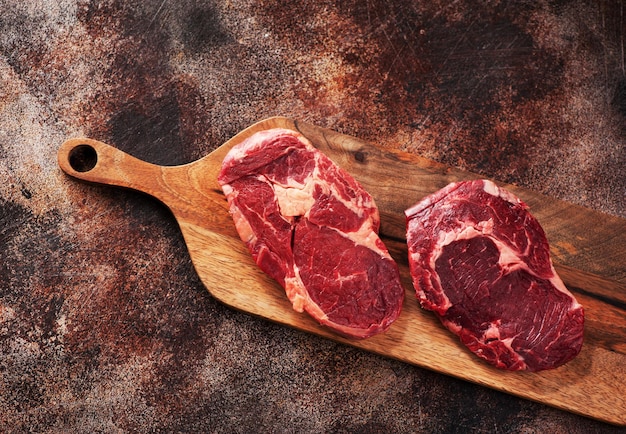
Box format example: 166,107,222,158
405,179,584,371
219,128,404,339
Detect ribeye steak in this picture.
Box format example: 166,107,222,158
218,128,404,339
405,179,584,371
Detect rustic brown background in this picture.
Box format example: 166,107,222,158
1,1,625,432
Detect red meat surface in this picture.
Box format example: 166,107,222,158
219,128,404,339
405,179,584,371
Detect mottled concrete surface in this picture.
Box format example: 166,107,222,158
1,1,625,432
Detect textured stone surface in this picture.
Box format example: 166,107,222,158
1,1,625,432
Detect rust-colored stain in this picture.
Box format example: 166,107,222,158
1,0,625,431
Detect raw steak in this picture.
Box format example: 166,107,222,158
405,179,584,371
218,128,404,339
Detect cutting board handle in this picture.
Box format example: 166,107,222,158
58,138,167,199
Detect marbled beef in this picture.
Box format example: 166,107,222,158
405,179,584,371
218,128,404,339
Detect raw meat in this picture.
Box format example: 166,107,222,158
218,128,404,339
405,179,584,371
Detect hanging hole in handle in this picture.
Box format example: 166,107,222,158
69,144,98,172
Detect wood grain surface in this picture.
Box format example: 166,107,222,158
58,117,626,426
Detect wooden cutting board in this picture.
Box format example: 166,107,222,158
58,116,626,426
